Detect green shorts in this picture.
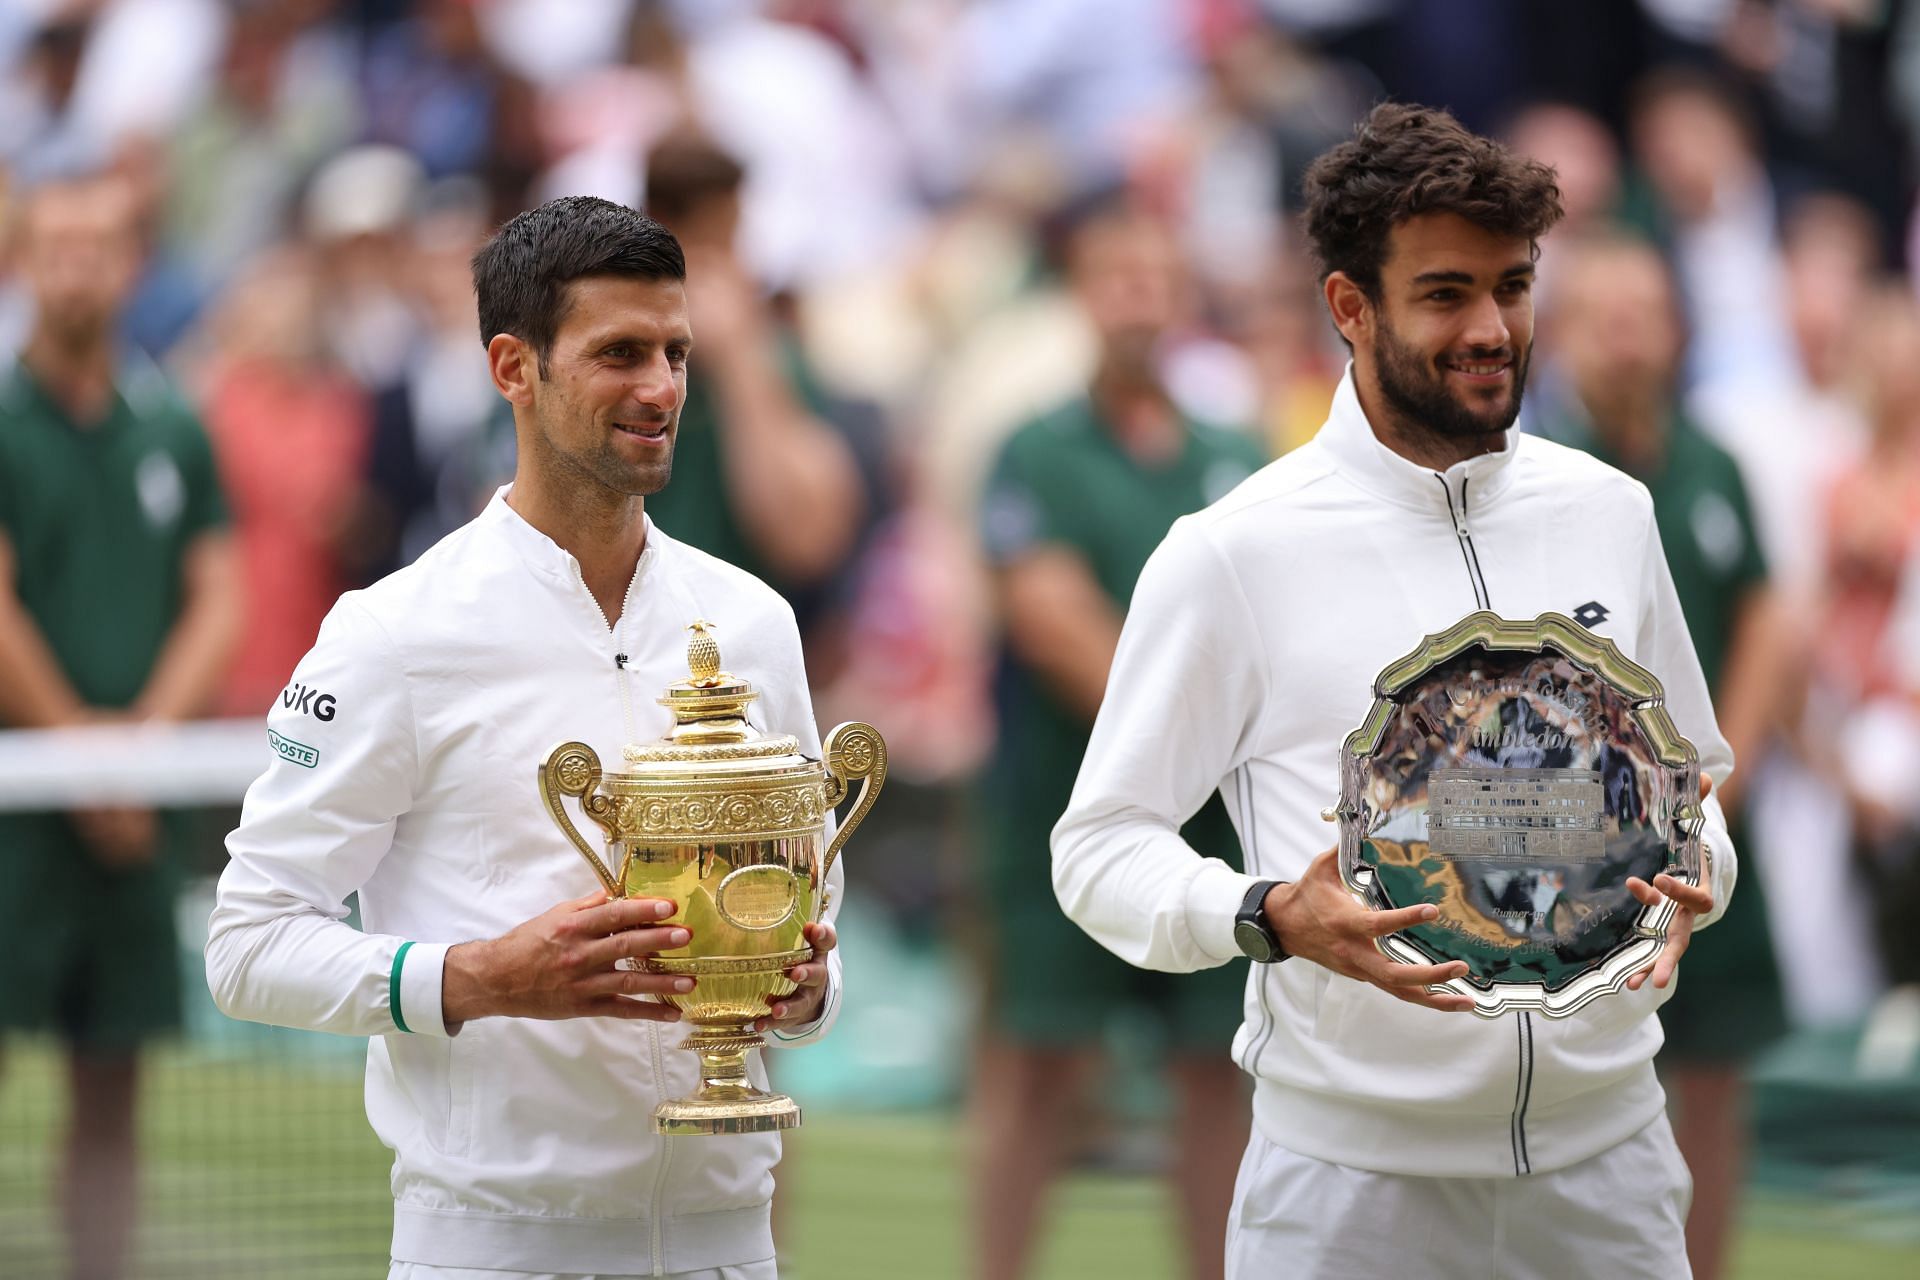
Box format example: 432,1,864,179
976,803,1248,1054
979,894,1250,1052
0,812,184,1051
1657,838,1787,1064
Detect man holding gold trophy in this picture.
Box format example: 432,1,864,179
208,197,881,1279
1054,104,1734,1279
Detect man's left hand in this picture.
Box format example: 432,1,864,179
756,921,836,1032
1624,776,1716,992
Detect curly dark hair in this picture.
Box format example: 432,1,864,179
1301,102,1564,299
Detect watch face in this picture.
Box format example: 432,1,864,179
1234,919,1275,964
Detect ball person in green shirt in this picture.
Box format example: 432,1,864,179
636,135,869,611
971,195,1265,1280
0,173,240,1279
1540,232,1789,1280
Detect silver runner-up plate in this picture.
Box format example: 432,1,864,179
1334,611,1706,1018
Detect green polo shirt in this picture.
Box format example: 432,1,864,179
644,370,757,583
0,358,229,710
978,397,1265,887
1553,409,1784,1059
0,356,228,1047
645,345,859,611
1551,412,1766,692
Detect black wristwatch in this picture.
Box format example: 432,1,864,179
1233,880,1288,964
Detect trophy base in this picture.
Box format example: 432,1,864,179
654,1027,802,1136
654,1089,801,1136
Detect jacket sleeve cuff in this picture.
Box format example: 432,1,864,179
390,940,455,1039
767,948,842,1048
1185,861,1261,965
1695,821,1737,932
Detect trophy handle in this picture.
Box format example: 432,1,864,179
539,741,622,899
819,722,887,902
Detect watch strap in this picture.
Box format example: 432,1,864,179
1235,879,1288,963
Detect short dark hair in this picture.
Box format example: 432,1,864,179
472,195,685,376
643,134,746,230
1301,102,1564,298
1628,64,1760,157
1035,184,1143,278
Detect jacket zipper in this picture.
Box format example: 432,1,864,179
1511,1009,1534,1175
1436,474,1490,611
570,559,640,747
573,558,669,1259
1436,471,1533,1173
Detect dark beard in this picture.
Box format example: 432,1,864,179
1373,319,1529,446
530,406,677,500
585,436,675,497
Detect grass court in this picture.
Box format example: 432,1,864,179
2,1041,1917,1278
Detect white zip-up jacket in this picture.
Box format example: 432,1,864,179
207,489,842,1275
1052,370,1737,1179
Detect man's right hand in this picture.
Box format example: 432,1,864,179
441,890,695,1028
1264,849,1476,1013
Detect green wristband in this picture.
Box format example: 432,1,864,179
390,941,415,1033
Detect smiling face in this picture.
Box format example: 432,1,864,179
1330,212,1537,461
511,274,692,501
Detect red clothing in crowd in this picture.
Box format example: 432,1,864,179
203,359,370,718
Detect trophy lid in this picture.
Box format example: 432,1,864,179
621,621,802,767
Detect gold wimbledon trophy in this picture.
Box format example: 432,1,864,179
538,620,886,1135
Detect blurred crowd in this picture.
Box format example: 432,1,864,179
4,0,1920,1275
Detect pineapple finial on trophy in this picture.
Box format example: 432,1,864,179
686,619,722,685
655,619,757,746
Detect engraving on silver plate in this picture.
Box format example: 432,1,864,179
1427,767,1605,862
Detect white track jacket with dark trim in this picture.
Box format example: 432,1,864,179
207,488,841,1275
1052,368,1737,1179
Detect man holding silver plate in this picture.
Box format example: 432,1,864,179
1054,103,1732,1279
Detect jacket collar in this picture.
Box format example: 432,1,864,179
1315,364,1523,515
479,485,661,596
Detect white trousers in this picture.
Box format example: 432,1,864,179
389,1263,776,1280
1225,1115,1692,1280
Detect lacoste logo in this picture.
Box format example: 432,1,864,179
269,728,319,769
1571,601,1610,628
280,681,337,721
